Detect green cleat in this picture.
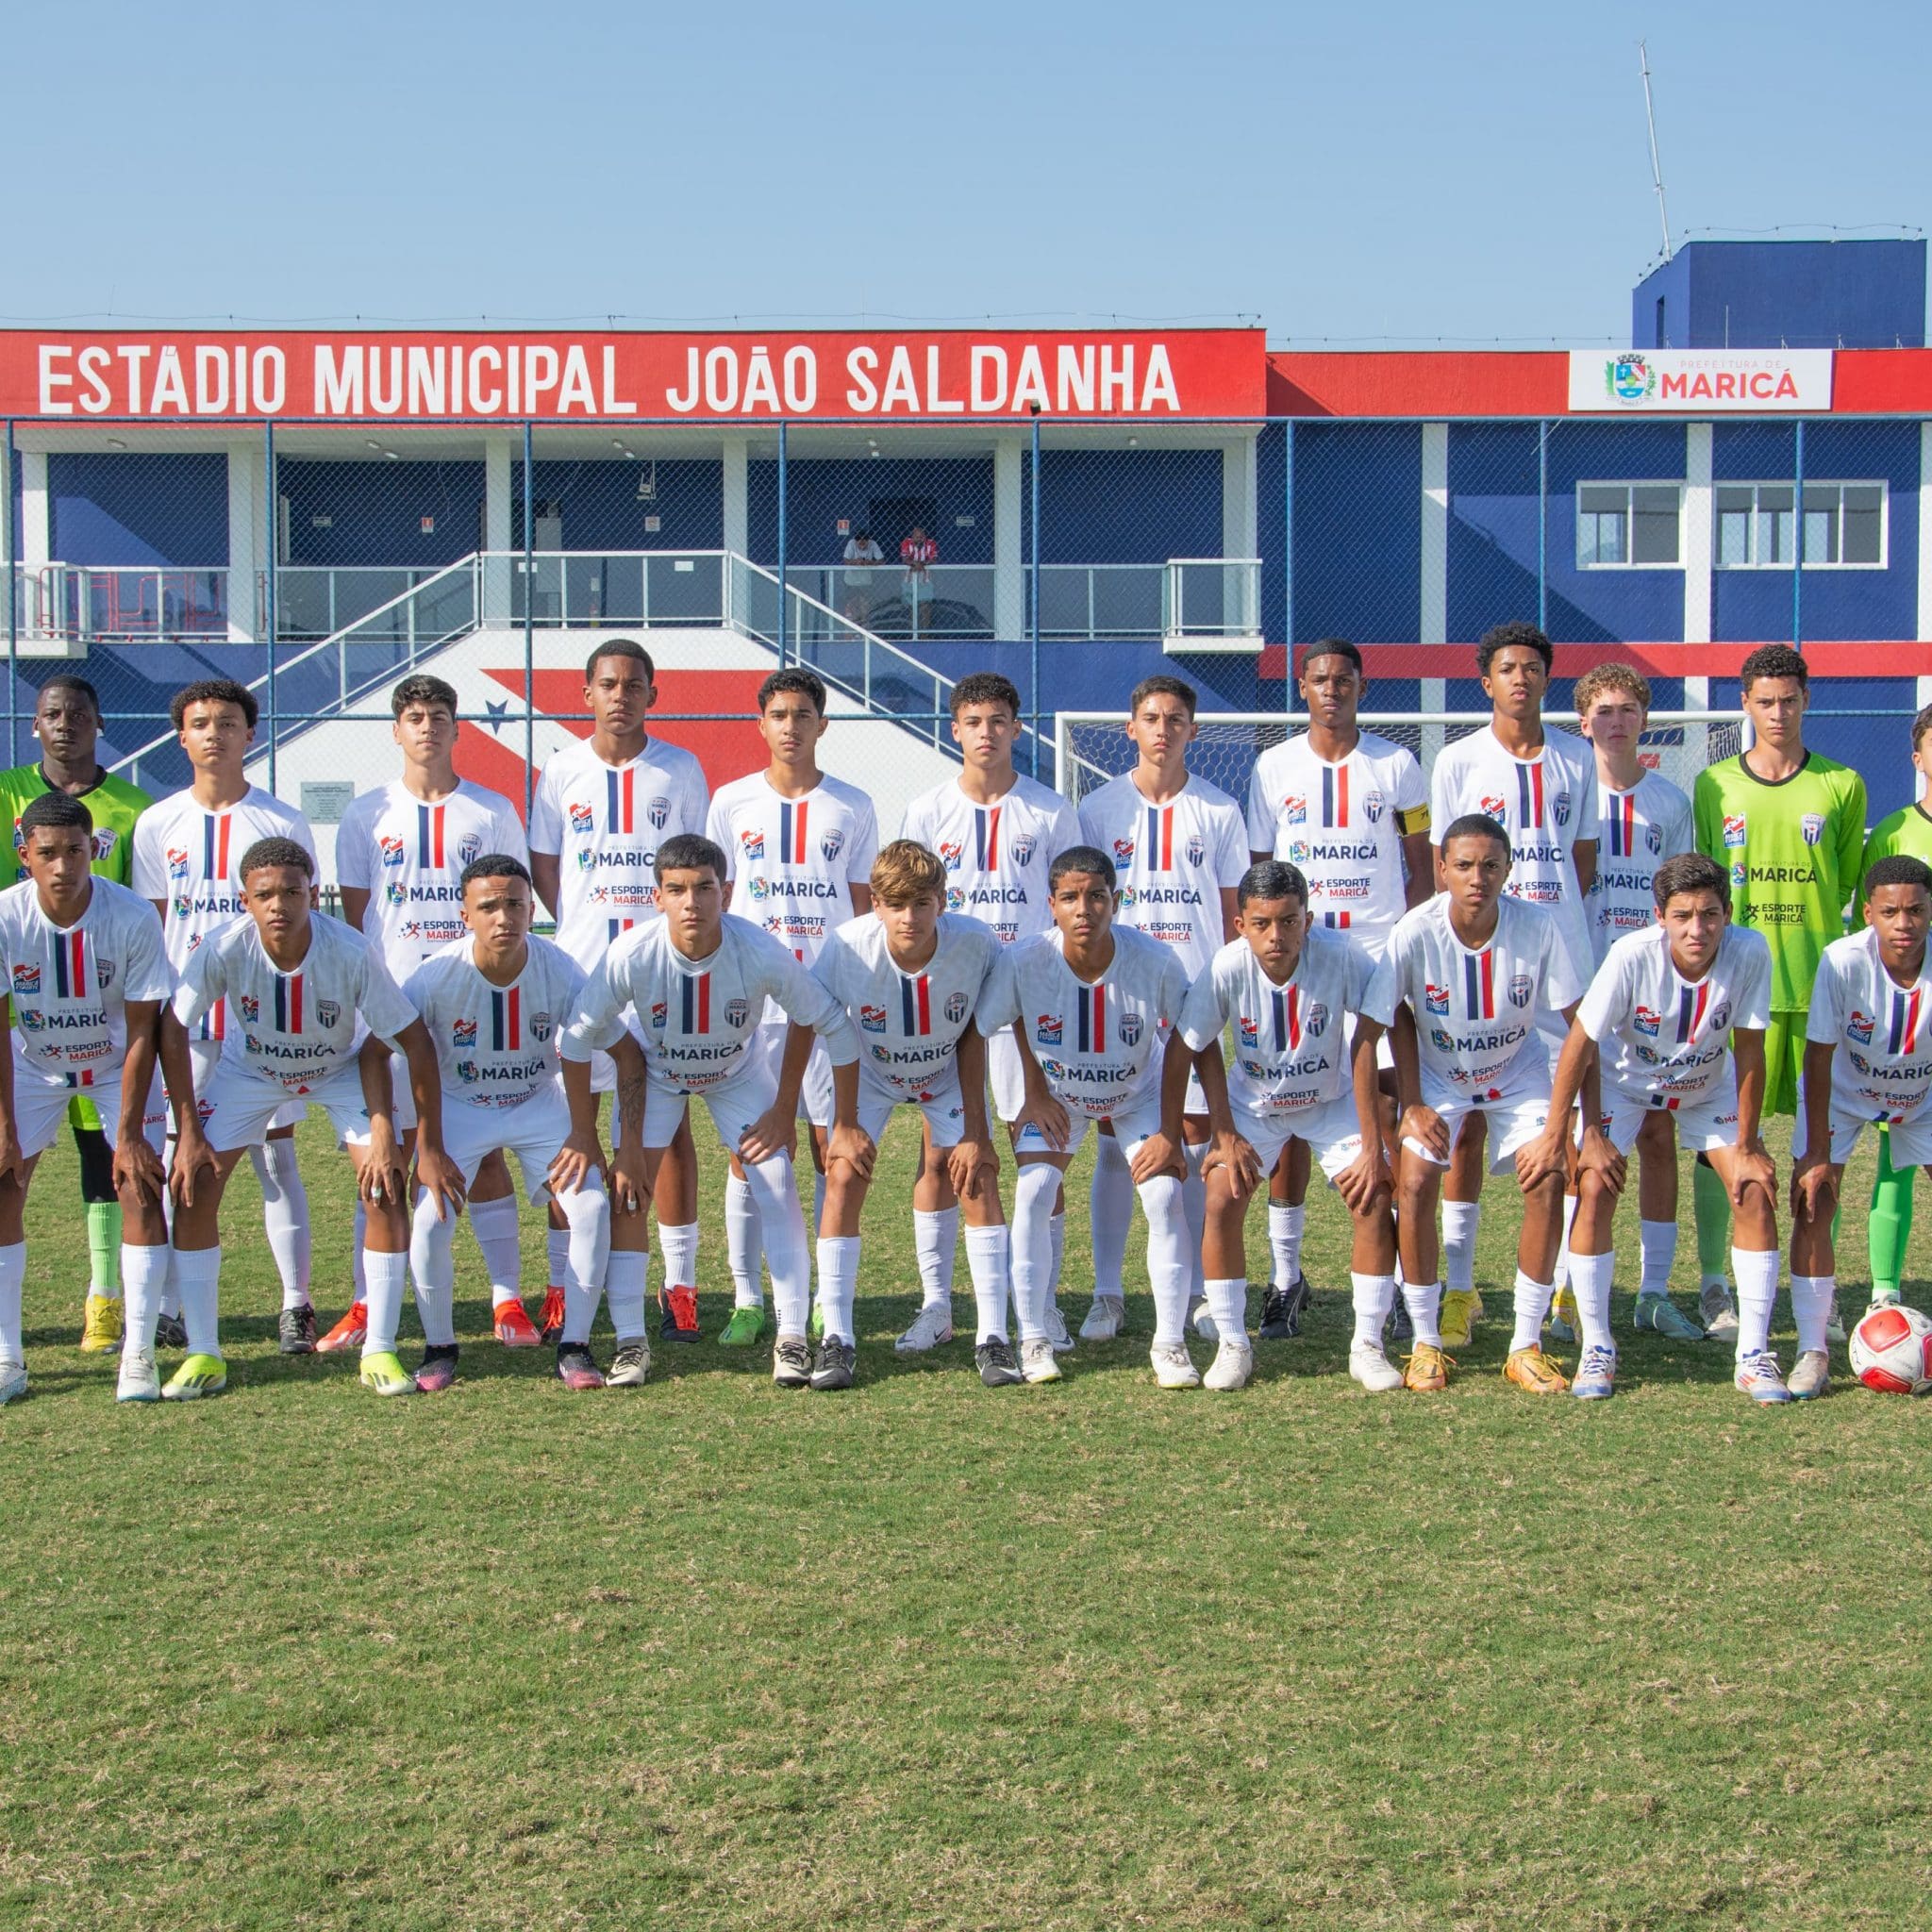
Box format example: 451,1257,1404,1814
1634,1293,1706,1341
719,1305,769,1347
161,1353,227,1401
358,1350,416,1397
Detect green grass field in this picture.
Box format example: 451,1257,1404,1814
5,1115,1932,1931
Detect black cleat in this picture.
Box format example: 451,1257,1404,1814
810,1339,857,1391
975,1338,1024,1387
1260,1272,1311,1340
277,1305,318,1355
155,1312,189,1351
773,1336,812,1388
658,1284,701,1344
415,1342,459,1392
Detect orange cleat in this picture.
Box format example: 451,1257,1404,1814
493,1299,542,1347
537,1285,567,1344
316,1301,368,1354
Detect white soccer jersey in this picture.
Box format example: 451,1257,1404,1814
900,774,1080,947
0,877,172,1089
131,785,318,1050
1429,725,1599,980
562,912,858,1100
336,780,529,978
1586,770,1694,964
528,737,708,969
1076,774,1246,976
1245,730,1428,948
1382,894,1586,1097
1180,926,1390,1118
977,924,1189,1121
1578,924,1772,1108
173,912,417,1096
1808,929,1932,1125
814,910,1001,1100
403,933,584,1114
707,772,879,991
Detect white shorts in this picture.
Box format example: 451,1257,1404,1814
175,1036,303,1134
858,1067,969,1148
643,1058,778,1157
1014,1084,1164,1160
15,1066,166,1162
1404,1072,1554,1174
440,1078,591,1206
1791,1084,1932,1169
201,1059,378,1155
1229,1089,1370,1185
748,1021,835,1129
988,1029,1027,1124
1598,1079,1740,1157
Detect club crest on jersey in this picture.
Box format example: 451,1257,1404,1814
869,1043,891,1063
1112,838,1136,862
1424,982,1450,1014
938,840,963,872
10,963,38,995
455,1059,478,1085
1186,833,1206,865
1479,794,1507,821
1119,885,1138,908
386,881,407,906
238,994,260,1023
530,1010,553,1041
650,1000,668,1028
1119,1012,1143,1046
575,849,596,873
739,827,766,861
1801,813,1824,846
1285,795,1307,825
1708,1001,1729,1034
1848,1009,1874,1044
1722,814,1747,848
1646,823,1663,855
17,1008,42,1032
96,958,116,989
1551,791,1573,828
1850,1047,1872,1074
458,833,482,867
317,999,341,1029
1429,1026,1455,1052
1036,1013,1062,1046
859,1004,888,1033
821,828,845,862
568,802,595,836
945,886,965,911
646,796,672,830
945,990,969,1024
379,836,407,868
724,998,749,1029
1507,974,1533,1009
1634,1005,1660,1037
453,1017,477,1045
1239,1015,1259,1047
1362,791,1386,824
1305,1001,1329,1037
1730,861,1746,890
1008,834,1036,865
92,830,117,860
1288,841,1311,865
166,846,191,882
745,876,771,901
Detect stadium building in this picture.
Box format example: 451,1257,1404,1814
1,237,1924,872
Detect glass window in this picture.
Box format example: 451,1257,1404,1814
1575,483,1679,569
1712,481,1886,569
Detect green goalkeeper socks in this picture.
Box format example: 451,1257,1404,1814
1869,1127,1916,1302
1692,1156,1732,1280
86,1201,122,1295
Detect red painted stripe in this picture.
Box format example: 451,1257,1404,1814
1907,988,1923,1058
794,800,809,864
508,985,521,1050
1263,639,1932,681
1479,948,1494,1019
621,768,634,833
1092,983,1106,1046
697,974,709,1031
1159,807,1173,869
431,806,445,869
1287,983,1302,1051
986,805,1001,869
290,973,303,1034
1335,765,1349,827
215,814,231,877
916,974,931,1034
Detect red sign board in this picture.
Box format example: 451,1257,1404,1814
1,328,1266,422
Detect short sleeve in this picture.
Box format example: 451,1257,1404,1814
1659,791,1694,864
845,800,880,884
1048,796,1082,864
285,808,320,865
975,948,1019,1037
1428,751,1457,850
131,815,166,901
1575,944,1626,1042
528,765,562,854
1567,750,1600,847
1359,947,1397,1030
120,900,174,1005
1244,758,1278,852
677,759,708,837
1804,951,1843,1044
1542,914,1588,1012
1211,803,1248,888
1347,936,1393,1029
355,943,419,1045
1156,945,1189,1027
755,932,858,1063
171,938,225,1032
1691,771,1722,865
561,956,631,1060
705,795,737,879
1392,750,1429,826
811,930,852,1007
1178,957,1228,1054
1734,932,1774,1032
900,791,934,846
491,797,530,865
335,796,375,891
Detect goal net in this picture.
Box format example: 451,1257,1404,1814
1054,710,1747,808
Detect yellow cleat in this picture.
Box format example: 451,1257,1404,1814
1439,1290,1477,1350
1403,1343,1453,1392
1548,1284,1579,1344
1505,1345,1570,1393
79,1293,123,1353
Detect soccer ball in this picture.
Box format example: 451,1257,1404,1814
1847,1303,1932,1395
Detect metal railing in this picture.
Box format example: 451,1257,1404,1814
9,562,235,641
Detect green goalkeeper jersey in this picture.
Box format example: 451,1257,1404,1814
0,761,152,888
1692,749,1866,1011
1854,800,1932,930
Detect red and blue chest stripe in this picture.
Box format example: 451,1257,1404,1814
50,929,90,1000
273,973,305,1034
679,972,711,1034
491,986,522,1051
1606,791,1640,858
900,972,932,1036
1076,983,1108,1052
1462,947,1496,1019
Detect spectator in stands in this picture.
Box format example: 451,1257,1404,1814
901,525,939,635
841,527,883,625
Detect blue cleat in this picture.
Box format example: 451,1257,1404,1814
1571,1344,1617,1400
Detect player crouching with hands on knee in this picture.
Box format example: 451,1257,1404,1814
559,834,874,1391
1184,859,1400,1393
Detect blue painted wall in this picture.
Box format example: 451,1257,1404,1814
1290,422,1421,643
1633,240,1926,350
750,456,994,565
1039,449,1222,563
49,454,227,566
279,460,484,567
513,458,722,551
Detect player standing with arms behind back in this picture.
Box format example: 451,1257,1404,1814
1693,645,1865,1340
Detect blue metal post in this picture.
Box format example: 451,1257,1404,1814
1791,419,1805,647
1282,420,1295,719
264,420,277,791
1537,419,1549,634
523,420,535,817
5,420,16,769
1030,414,1041,778
775,420,789,669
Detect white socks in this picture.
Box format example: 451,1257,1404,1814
1403,1279,1443,1349
965,1224,1011,1342
1270,1201,1306,1291
742,1154,810,1337
1639,1219,1677,1299
546,1225,571,1292
467,1195,522,1309
251,1139,311,1310
913,1207,958,1309
173,1246,222,1357
658,1222,699,1299
1089,1135,1132,1296
1790,1273,1834,1356
408,1204,460,1349
1048,1210,1065,1300
1442,1200,1480,1297
1567,1249,1616,1354
361,1249,409,1357
1011,1162,1061,1342
1139,1173,1191,1352
1350,1272,1396,1348
724,1172,763,1307
1734,1246,1780,1359
816,1235,860,1344
1204,1275,1247,1341
1509,1269,1555,1354
606,1250,650,1343
0,1241,22,1364
120,1243,171,1356
1182,1142,1208,1298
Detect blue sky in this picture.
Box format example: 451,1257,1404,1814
12,0,1926,343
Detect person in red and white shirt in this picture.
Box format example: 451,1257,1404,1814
900,525,939,635
705,669,876,1345
131,678,320,1353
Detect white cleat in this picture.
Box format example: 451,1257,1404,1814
1203,1338,1254,1391
1788,1348,1831,1400
116,1348,161,1404
1699,1278,1740,1343
0,1357,25,1405
1021,1338,1063,1384
1188,1293,1220,1342
1734,1349,1791,1405
1151,1343,1201,1390
1348,1341,1405,1392
894,1302,956,1354
1043,1299,1075,1354
1078,1294,1125,1341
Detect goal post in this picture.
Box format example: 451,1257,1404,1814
1053,710,1748,808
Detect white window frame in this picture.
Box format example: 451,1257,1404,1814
1712,478,1889,571
1574,480,1684,571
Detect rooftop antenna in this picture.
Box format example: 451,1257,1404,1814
1639,41,1673,263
